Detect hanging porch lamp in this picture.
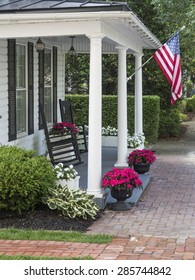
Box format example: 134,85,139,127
68,36,77,56
35,37,45,51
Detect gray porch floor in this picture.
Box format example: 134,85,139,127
74,147,151,206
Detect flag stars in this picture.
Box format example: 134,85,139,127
167,34,180,55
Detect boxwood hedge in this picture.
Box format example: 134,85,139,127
65,94,160,143
0,146,56,213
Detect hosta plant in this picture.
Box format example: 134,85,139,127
42,185,99,220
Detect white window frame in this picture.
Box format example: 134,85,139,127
44,47,53,124
16,43,28,137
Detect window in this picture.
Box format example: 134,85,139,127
8,40,34,141
38,46,57,130
44,48,52,123
16,44,27,134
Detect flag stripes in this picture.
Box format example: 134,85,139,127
153,33,182,105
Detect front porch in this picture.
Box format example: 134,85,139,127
0,0,161,208
75,147,151,209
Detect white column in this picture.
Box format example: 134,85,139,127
115,46,128,167
134,53,144,147
87,35,103,197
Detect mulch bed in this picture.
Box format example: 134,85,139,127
0,205,102,232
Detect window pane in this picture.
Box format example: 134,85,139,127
44,87,52,123
16,90,26,133
44,49,52,123
16,44,27,134
44,49,51,86
16,45,26,88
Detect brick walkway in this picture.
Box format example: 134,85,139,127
0,236,195,260
1,118,195,260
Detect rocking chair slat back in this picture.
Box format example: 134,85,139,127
39,104,82,166
59,99,88,153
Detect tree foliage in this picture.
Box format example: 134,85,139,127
65,0,195,106
65,54,89,94
151,0,195,95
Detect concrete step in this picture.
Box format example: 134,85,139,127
104,173,151,206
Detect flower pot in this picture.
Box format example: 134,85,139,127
133,163,150,174
102,136,118,147
110,188,133,211
57,176,80,190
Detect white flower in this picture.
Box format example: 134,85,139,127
54,162,78,180
102,126,118,136
127,133,145,148
57,173,61,179
102,127,145,148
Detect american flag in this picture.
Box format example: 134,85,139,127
153,33,182,105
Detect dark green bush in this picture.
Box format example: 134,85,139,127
0,146,56,213
159,109,181,138
186,96,195,112
143,96,160,143
66,94,160,144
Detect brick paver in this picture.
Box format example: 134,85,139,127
87,119,195,240
1,119,195,259
0,236,195,260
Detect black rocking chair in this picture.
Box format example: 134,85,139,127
39,104,82,166
59,99,88,153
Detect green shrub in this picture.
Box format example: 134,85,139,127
176,99,187,113
179,112,188,122
159,109,181,138
65,94,160,144
143,96,160,143
42,185,99,220
186,96,195,112
0,146,56,213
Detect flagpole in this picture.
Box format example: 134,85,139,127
127,56,153,81
127,26,185,82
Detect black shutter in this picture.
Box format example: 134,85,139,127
28,42,34,135
8,39,16,141
53,46,57,124
38,50,44,129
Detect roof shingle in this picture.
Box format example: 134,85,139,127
0,0,130,13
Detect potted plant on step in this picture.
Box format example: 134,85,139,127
128,149,156,174
127,133,145,152
102,126,118,147
102,167,142,211
54,163,80,190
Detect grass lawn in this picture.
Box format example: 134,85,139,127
0,228,113,244
0,228,113,260
0,254,93,260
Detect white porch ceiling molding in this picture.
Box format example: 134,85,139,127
0,11,161,53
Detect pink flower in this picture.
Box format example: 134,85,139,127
102,167,142,191
50,122,78,135
128,149,156,165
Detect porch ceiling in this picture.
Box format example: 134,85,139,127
0,0,161,52
0,11,161,54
